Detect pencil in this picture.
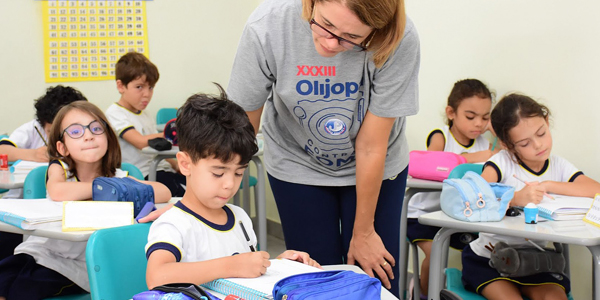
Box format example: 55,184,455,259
512,174,555,200
525,239,545,252
491,137,498,151
34,126,48,147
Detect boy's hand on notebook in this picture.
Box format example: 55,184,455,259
277,250,322,269
34,146,49,162
231,251,271,278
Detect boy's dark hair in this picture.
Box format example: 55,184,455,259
34,85,87,127
447,79,494,127
176,83,258,165
48,101,121,179
115,51,159,87
491,93,550,155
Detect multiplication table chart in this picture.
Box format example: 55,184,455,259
42,0,150,83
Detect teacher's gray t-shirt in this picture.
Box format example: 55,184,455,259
228,0,420,186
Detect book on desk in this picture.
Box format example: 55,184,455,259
537,194,593,221
0,198,62,229
201,258,322,300
0,198,134,231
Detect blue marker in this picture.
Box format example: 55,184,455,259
135,202,156,223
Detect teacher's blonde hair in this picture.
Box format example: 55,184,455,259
302,0,406,68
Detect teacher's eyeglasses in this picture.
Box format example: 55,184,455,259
310,19,367,52
61,120,105,139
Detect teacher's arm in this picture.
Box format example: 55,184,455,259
246,106,264,135
347,111,396,290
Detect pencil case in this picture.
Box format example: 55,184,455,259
92,177,155,217
408,150,467,182
440,171,514,222
272,270,381,300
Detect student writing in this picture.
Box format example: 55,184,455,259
145,84,320,288
462,94,600,300
0,101,170,300
406,78,496,299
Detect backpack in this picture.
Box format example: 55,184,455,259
408,150,467,182
92,177,155,217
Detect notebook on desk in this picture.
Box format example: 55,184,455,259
201,258,322,300
9,160,48,174
537,194,594,221
0,198,62,229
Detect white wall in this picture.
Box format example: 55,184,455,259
1,1,598,298
406,1,600,299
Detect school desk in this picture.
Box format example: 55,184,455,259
419,211,600,300
0,171,27,189
398,177,444,300
141,146,268,251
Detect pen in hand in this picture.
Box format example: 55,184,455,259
512,174,555,200
34,126,48,147
239,221,256,252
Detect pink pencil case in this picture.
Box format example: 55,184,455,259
408,150,467,182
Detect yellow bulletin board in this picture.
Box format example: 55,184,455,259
42,0,150,83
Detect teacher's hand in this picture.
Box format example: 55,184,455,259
347,228,395,290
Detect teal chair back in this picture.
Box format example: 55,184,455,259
23,165,49,199
448,163,483,179
121,162,144,180
156,108,177,125
86,223,152,300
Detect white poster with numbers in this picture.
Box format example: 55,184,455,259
42,0,150,83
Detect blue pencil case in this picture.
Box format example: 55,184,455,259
272,270,381,300
92,177,155,217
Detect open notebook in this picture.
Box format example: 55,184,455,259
537,194,593,221
0,198,62,229
201,258,322,300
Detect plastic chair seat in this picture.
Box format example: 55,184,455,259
23,165,49,199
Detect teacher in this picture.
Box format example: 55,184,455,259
227,0,419,296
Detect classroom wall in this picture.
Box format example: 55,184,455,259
2,1,599,298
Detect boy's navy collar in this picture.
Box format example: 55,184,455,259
174,201,235,231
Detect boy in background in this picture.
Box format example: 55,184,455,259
105,51,185,197
0,85,86,261
145,84,320,288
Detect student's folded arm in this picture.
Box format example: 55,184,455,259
129,177,171,203
543,175,600,198
46,164,93,201
461,150,493,164
426,132,445,151
0,145,48,162
121,129,164,150
146,250,270,289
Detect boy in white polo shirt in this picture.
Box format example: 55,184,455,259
105,51,185,196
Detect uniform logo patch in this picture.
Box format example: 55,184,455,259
324,119,346,136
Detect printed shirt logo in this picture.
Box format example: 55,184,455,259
324,119,346,136
293,64,365,169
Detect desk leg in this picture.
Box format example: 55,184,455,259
588,245,600,300
252,157,267,252
428,228,459,300
399,188,418,300
148,157,161,182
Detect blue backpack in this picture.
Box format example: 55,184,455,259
440,171,514,222
272,270,381,300
92,177,155,217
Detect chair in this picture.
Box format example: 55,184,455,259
121,162,144,180
156,107,177,125
441,268,574,300
23,165,49,199
86,223,152,300
403,163,483,300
